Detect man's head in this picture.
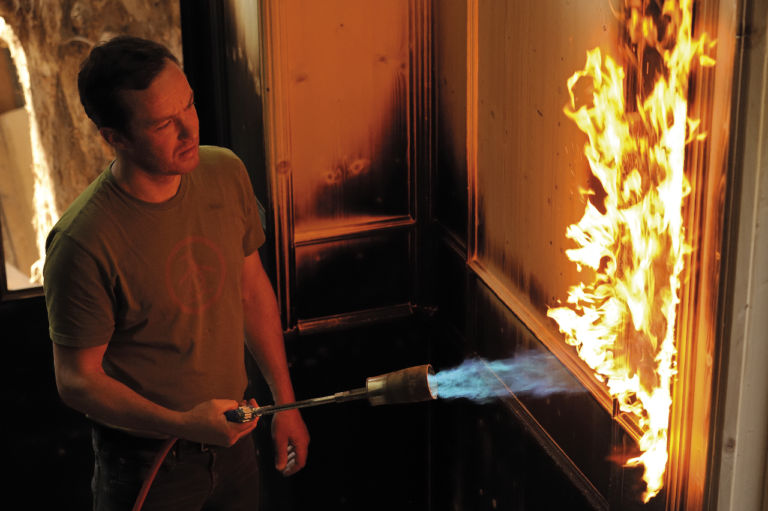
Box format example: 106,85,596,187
78,35,179,134
78,36,199,178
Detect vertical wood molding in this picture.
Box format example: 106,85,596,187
667,0,740,508
259,0,296,329
410,0,432,306
466,0,479,264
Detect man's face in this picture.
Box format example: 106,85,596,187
115,60,200,176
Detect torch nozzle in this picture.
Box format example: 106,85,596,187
224,364,438,422
365,364,438,406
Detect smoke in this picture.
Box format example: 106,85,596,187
430,351,584,403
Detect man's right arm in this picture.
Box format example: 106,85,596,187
52,342,257,446
46,232,255,445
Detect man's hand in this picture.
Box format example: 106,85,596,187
272,409,309,476
181,398,259,447
242,251,310,475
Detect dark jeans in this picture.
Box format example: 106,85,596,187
91,423,260,511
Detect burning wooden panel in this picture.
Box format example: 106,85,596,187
434,0,737,508
474,0,619,318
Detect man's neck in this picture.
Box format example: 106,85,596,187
111,159,181,203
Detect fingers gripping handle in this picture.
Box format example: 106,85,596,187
225,405,259,423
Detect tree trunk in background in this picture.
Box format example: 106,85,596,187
0,0,181,213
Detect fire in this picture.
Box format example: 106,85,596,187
0,17,58,284
546,0,714,502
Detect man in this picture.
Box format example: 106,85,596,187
43,36,309,510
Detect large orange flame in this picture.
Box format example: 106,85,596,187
546,0,714,502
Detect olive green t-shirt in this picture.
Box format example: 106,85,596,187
43,146,265,412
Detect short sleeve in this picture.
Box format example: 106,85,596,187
43,232,115,347
234,163,266,257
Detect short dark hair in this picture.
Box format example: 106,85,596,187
78,35,180,132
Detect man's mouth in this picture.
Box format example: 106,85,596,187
178,143,199,158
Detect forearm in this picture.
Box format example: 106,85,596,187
52,343,252,445
241,250,309,474
55,362,185,437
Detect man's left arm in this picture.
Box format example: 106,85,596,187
242,249,310,476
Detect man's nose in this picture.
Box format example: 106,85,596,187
178,112,199,140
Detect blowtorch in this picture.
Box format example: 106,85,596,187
225,364,438,422
131,364,437,511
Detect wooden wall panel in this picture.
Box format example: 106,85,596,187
474,0,619,322
281,0,411,234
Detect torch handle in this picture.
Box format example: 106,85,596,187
225,387,369,422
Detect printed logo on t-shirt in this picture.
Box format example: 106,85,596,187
165,236,226,314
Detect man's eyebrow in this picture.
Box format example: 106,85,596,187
146,91,195,126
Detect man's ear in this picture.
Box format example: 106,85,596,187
99,126,128,150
